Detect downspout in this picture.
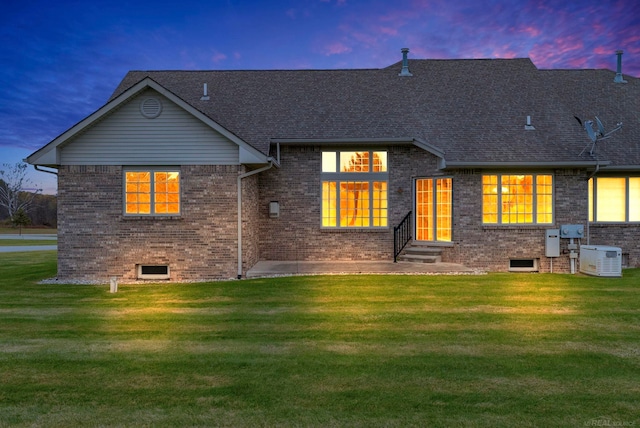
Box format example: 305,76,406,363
585,161,600,246
586,160,600,181
237,160,274,279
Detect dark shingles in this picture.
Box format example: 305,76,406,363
108,59,639,167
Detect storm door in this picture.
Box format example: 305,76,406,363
415,178,452,242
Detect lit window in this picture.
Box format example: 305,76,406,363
322,152,337,172
125,169,180,215
416,178,452,242
322,151,388,228
631,178,640,222
482,174,553,224
589,177,640,222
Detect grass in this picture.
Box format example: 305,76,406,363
1,251,639,427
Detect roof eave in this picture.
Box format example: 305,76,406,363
271,137,416,145
271,137,446,160
596,164,640,172
443,161,612,169
27,77,269,166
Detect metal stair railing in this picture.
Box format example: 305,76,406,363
393,211,412,262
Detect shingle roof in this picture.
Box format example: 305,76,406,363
111,58,639,168
539,69,640,168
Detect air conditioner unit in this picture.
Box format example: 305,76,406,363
579,245,622,277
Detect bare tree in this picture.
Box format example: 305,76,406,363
0,162,42,222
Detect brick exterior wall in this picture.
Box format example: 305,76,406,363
57,164,249,282
258,145,629,274
241,173,261,274
258,145,443,262
442,168,591,273
56,149,638,282
588,224,640,268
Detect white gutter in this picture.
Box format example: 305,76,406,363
33,165,59,176
237,160,275,278
443,161,610,168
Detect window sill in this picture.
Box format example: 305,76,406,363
121,215,183,221
482,224,554,231
321,227,389,233
589,222,640,227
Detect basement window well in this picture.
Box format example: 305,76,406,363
137,265,170,280
509,259,539,272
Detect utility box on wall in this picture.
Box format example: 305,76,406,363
545,229,560,257
269,201,280,218
560,224,584,239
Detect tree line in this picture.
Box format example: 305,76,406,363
0,163,57,228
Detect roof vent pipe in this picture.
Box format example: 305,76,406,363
525,115,535,130
200,83,210,100
614,50,627,84
398,48,413,77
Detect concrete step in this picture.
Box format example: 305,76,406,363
404,246,443,256
398,242,443,263
397,253,441,263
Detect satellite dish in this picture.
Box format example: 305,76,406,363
578,116,623,157
584,120,597,142
595,117,606,136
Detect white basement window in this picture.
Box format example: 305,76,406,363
509,259,539,272
137,265,170,280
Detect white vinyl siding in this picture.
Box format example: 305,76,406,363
60,89,239,165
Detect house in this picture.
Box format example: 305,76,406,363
27,49,639,282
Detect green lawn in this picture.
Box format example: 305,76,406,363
1,251,639,427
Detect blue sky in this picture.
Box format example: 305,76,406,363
2,0,639,194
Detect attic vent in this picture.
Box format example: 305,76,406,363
140,97,162,119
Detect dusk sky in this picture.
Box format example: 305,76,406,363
2,0,639,194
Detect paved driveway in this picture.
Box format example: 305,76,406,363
0,234,57,240
0,245,57,252
0,234,57,252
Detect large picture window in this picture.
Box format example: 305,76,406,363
321,151,388,228
482,174,553,224
589,177,640,222
124,169,180,215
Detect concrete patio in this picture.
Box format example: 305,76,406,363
246,260,480,278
